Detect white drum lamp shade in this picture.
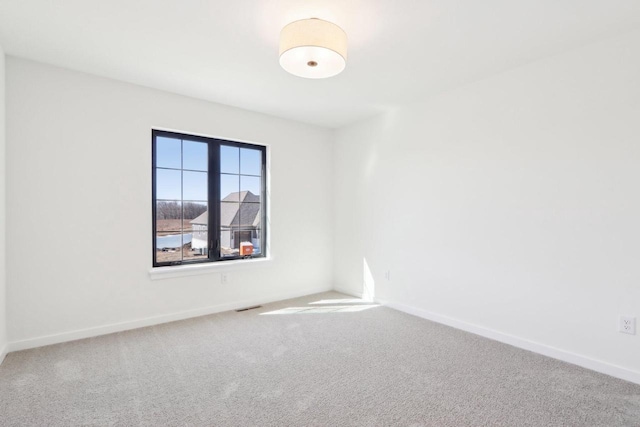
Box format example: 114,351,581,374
279,18,347,79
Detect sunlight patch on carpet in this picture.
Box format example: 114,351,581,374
309,298,369,305
260,305,379,315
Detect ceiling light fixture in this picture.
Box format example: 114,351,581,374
279,18,347,79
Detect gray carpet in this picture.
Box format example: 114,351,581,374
1,291,639,426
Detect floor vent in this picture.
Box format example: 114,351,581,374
235,305,262,312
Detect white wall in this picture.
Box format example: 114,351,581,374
334,30,640,379
6,57,333,346
0,44,7,360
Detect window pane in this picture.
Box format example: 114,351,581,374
156,169,181,200
156,201,182,225
240,148,262,176
237,229,255,256
184,202,208,261
155,233,186,263
183,202,208,228
221,145,239,174
252,229,262,255
220,201,240,228
155,200,183,264
220,201,239,258
221,174,239,201
183,171,207,201
220,230,236,258
183,140,208,172
186,229,207,261
239,202,260,228
156,137,181,169
156,233,185,251
240,175,261,197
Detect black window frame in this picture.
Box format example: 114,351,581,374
152,129,267,267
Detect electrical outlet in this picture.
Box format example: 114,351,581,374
384,270,391,280
221,273,229,284
619,316,636,335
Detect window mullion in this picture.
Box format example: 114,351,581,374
261,146,267,258
209,141,221,261
180,139,184,264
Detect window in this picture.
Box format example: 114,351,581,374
152,130,266,267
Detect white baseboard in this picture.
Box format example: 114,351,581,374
0,343,7,366
7,284,332,353
382,299,640,386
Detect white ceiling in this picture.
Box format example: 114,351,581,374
1,1,639,128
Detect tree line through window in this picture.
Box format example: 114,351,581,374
152,130,266,267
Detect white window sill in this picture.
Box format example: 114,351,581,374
149,256,272,280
